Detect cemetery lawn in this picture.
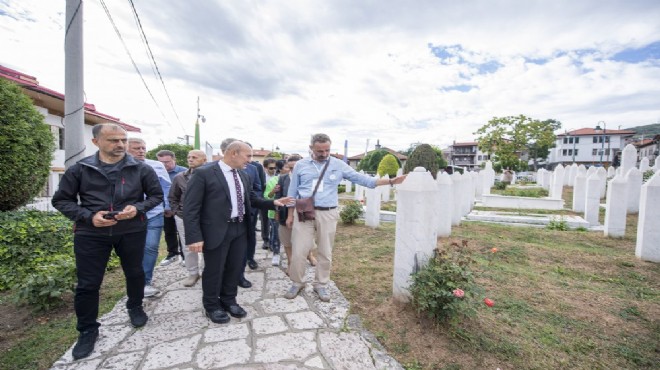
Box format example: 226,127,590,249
333,217,659,369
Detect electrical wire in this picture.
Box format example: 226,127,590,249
98,0,173,128
127,0,186,134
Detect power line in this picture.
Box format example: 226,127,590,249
127,0,186,134
98,0,174,130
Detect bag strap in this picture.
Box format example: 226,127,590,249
311,157,331,197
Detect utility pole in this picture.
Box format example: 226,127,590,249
64,0,85,169
194,97,205,150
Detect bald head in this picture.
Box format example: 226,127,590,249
222,141,252,170
187,150,207,169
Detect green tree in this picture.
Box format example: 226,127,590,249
377,154,400,177
474,115,560,171
357,149,401,173
146,143,194,167
0,79,54,211
401,142,447,170
403,144,439,178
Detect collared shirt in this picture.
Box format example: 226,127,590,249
287,157,377,208
144,159,171,219
167,165,187,182
218,161,245,218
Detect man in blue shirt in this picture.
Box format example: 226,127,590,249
157,150,187,266
284,133,406,302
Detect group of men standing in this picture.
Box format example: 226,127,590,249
52,124,405,360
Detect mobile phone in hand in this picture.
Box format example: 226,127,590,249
103,211,120,220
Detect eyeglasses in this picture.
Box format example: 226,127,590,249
268,167,276,170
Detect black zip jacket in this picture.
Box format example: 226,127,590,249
52,153,164,235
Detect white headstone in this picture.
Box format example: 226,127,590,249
568,163,578,186
597,167,607,199
365,187,381,228
469,172,479,210
626,168,643,214
563,166,571,186
639,157,650,172
461,172,473,216
344,180,352,193
572,171,587,213
393,167,439,302
450,172,463,226
604,175,628,237
381,174,391,202
550,165,565,199
537,168,546,188
636,172,660,262
584,172,601,226
483,161,495,188
543,170,552,190
354,184,364,201
474,170,483,200
607,166,616,178
620,144,638,177
397,168,403,177
435,172,453,237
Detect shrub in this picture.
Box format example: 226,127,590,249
377,154,400,177
0,78,54,211
146,143,194,167
499,187,548,198
404,144,439,178
358,149,400,173
409,241,482,325
494,181,508,190
340,200,364,224
12,254,76,311
337,184,346,193
547,216,569,231
642,169,655,183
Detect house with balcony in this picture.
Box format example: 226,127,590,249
0,65,141,201
548,127,635,168
347,141,407,170
635,135,659,167
444,141,492,171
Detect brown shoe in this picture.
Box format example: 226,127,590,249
307,255,317,266
182,274,200,287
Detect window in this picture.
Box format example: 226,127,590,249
593,136,598,144
562,149,567,156
592,149,598,156
605,149,610,155
563,137,568,144
574,149,579,156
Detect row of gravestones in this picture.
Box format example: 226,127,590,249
388,154,659,302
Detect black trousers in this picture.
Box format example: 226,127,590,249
260,208,270,244
202,221,247,311
163,214,181,256
73,231,146,332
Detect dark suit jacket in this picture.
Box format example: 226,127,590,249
183,161,275,251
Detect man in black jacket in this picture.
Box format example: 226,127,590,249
52,123,163,360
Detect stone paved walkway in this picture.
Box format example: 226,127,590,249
50,243,402,369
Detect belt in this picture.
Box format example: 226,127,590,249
314,206,337,211
227,217,243,223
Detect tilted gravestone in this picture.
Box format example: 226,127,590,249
636,172,660,262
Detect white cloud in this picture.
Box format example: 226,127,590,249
1,0,659,156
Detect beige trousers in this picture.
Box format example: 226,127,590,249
174,215,203,276
289,208,338,287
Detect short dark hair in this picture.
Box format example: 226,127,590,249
287,154,302,163
220,138,237,153
263,158,276,167
92,123,125,138
310,133,331,145
156,150,175,158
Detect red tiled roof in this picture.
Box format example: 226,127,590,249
634,138,655,147
0,64,140,132
558,128,635,136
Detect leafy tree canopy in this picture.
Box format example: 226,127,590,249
357,149,401,173
401,142,447,170
377,154,400,177
146,143,194,167
0,78,54,211
474,115,560,171
404,144,439,178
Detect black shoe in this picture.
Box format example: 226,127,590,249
72,328,99,360
261,243,270,250
221,303,248,318
247,259,259,270
205,309,230,324
128,306,148,328
238,277,252,288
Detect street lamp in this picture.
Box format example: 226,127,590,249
194,96,206,150
594,121,608,166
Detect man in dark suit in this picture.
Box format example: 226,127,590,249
184,141,292,323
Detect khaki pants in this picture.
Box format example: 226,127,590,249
174,215,203,276
289,208,338,287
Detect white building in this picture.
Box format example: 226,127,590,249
0,65,141,200
549,127,635,168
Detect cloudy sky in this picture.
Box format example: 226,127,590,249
1,0,659,156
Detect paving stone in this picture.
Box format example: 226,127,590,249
143,334,201,370
254,332,317,363
285,311,326,330
252,316,288,335
260,297,310,314
319,332,376,370
195,339,251,369
265,266,289,280
241,364,308,370
238,290,262,305
153,289,203,314
204,323,249,342
99,351,144,369
117,312,208,350
305,356,327,369
98,304,131,326
264,279,292,296
51,358,103,370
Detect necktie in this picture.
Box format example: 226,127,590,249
232,169,245,222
